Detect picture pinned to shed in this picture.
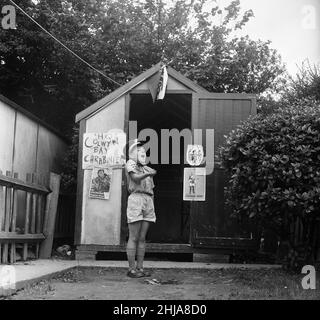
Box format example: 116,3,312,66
82,130,126,169
186,144,204,166
183,167,206,201
89,167,112,200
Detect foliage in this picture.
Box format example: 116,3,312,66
283,61,320,105
0,0,285,135
190,36,285,94
257,62,320,115
220,101,320,271
0,0,106,134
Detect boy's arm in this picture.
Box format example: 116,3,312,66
144,166,157,175
126,160,155,183
129,171,152,183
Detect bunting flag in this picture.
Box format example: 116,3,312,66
156,66,168,100
147,65,168,103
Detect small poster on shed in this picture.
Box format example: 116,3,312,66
186,144,204,166
89,167,112,200
183,167,206,201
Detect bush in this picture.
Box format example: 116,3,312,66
220,101,320,271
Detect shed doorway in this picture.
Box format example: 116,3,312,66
129,93,192,243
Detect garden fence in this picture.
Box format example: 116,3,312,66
0,170,60,264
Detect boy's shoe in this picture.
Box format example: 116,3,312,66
127,269,144,278
136,268,151,277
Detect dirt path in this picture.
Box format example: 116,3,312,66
5,267,320,300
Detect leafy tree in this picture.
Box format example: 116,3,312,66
257,62,320,115
0,0,285,135
186,36,285,94
0,0,107,134
283,61,320,104
220,101,320,271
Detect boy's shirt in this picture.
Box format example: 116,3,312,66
125,159,154,195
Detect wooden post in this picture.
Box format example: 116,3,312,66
23,173,32,261
31,173,37,234
0,169,4,232
35,175,44,258
39,172,61,259
11,173,19,232
9,172,18,263
35,195,42,258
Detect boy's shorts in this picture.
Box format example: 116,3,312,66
127,193,156,224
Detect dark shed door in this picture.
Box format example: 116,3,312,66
190,93,257,250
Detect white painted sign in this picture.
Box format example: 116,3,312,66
82,130,126,169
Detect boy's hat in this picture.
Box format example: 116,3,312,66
125,139,146,155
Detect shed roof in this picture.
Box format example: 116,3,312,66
75,63,209,123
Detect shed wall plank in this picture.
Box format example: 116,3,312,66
0,101,15,172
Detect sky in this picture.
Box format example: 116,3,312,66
235,0,320,77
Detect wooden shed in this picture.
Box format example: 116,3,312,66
74,63,257,260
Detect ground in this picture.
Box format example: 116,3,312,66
4,267,320,300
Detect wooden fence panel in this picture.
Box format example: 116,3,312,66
0,170,58,264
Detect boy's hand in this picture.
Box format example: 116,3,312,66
145,167,157,176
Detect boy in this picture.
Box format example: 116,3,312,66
125,139,157,278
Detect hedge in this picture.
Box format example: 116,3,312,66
220,101,320,271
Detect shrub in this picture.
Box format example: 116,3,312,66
220,101,320,271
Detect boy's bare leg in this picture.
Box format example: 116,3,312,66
127,221,142,270
136,221,151,270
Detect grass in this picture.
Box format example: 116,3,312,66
225,268,320,299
